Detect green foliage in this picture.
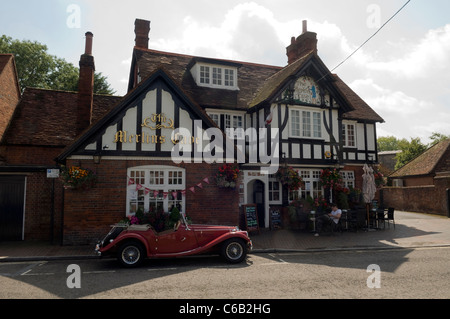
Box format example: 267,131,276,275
378,133,450,171
377,136,402,152
394,137,427,170
0,35,115,95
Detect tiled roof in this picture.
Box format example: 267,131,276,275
333,75,384,123
0,54,21,141
133,48,384,123
133,48,282,110
2,87,121,146
248,52,313,108
390,139,450,178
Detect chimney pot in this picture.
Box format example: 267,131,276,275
302,20,308,34
85,32,93,55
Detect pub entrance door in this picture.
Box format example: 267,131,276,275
252,180,265,228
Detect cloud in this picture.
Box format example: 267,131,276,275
350,78,449,143
366,24,450,83
85,1,449,143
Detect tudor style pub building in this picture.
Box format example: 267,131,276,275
0,19,383,244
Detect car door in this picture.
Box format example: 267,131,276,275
155,224,198,254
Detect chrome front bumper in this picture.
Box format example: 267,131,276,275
95,243,102,256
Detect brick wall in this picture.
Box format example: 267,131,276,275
381,174,450,216
24,172,63,241
1,145,64,166
62,159,240,245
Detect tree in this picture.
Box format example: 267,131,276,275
377,136,402,152
394,137,427,170
429,132,450,147
0,35,115,95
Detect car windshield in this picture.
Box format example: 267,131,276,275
180,212,189,229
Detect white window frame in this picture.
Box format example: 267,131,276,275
268,177,282,204
289,169,323,201
289,107,323,139
342,121,357,148
127,165,186,216
200,65,210,84
207,110,245,140
193,63,238,90
340,171,355,188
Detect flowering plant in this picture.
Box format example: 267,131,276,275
216,163,240,188
313,197,329,211
60,165,96,189
373,169,386,187
319,168,343,189
275,167,304,190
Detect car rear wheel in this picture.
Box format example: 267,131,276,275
118,241,145,268
221,238,247,263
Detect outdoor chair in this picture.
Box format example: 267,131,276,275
321,217,344,235
345,210,360,232
386,207,396,229
332,216,345,234
376,208,387,229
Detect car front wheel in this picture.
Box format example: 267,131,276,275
221,238,247,263
118,241,145,268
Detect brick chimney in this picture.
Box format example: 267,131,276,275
286,20,318,64
77,31,95,134
134,19,151,49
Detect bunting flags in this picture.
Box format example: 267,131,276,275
127,175,212,197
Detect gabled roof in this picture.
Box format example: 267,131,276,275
2,87,121,147
0,54,21,141
390,139,450,178
130,47,282,110
333,75,384,123
57,68,222,162
131,48,384,123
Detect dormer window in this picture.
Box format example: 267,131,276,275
200,66,210,84
191,62,238,90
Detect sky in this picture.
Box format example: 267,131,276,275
1,0,449,144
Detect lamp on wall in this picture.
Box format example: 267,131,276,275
93,153,101,164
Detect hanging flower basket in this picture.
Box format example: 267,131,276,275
275,167,304,190
319,168,343,189
373,168,386,188
216,164,240,189
60,165,97,190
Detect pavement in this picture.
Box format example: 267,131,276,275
1,211,450,262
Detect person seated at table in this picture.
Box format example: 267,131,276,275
314,203,342,237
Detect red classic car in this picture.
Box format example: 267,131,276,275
95,214,252,267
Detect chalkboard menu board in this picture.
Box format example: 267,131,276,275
270,209,282,230
243,204,259,233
